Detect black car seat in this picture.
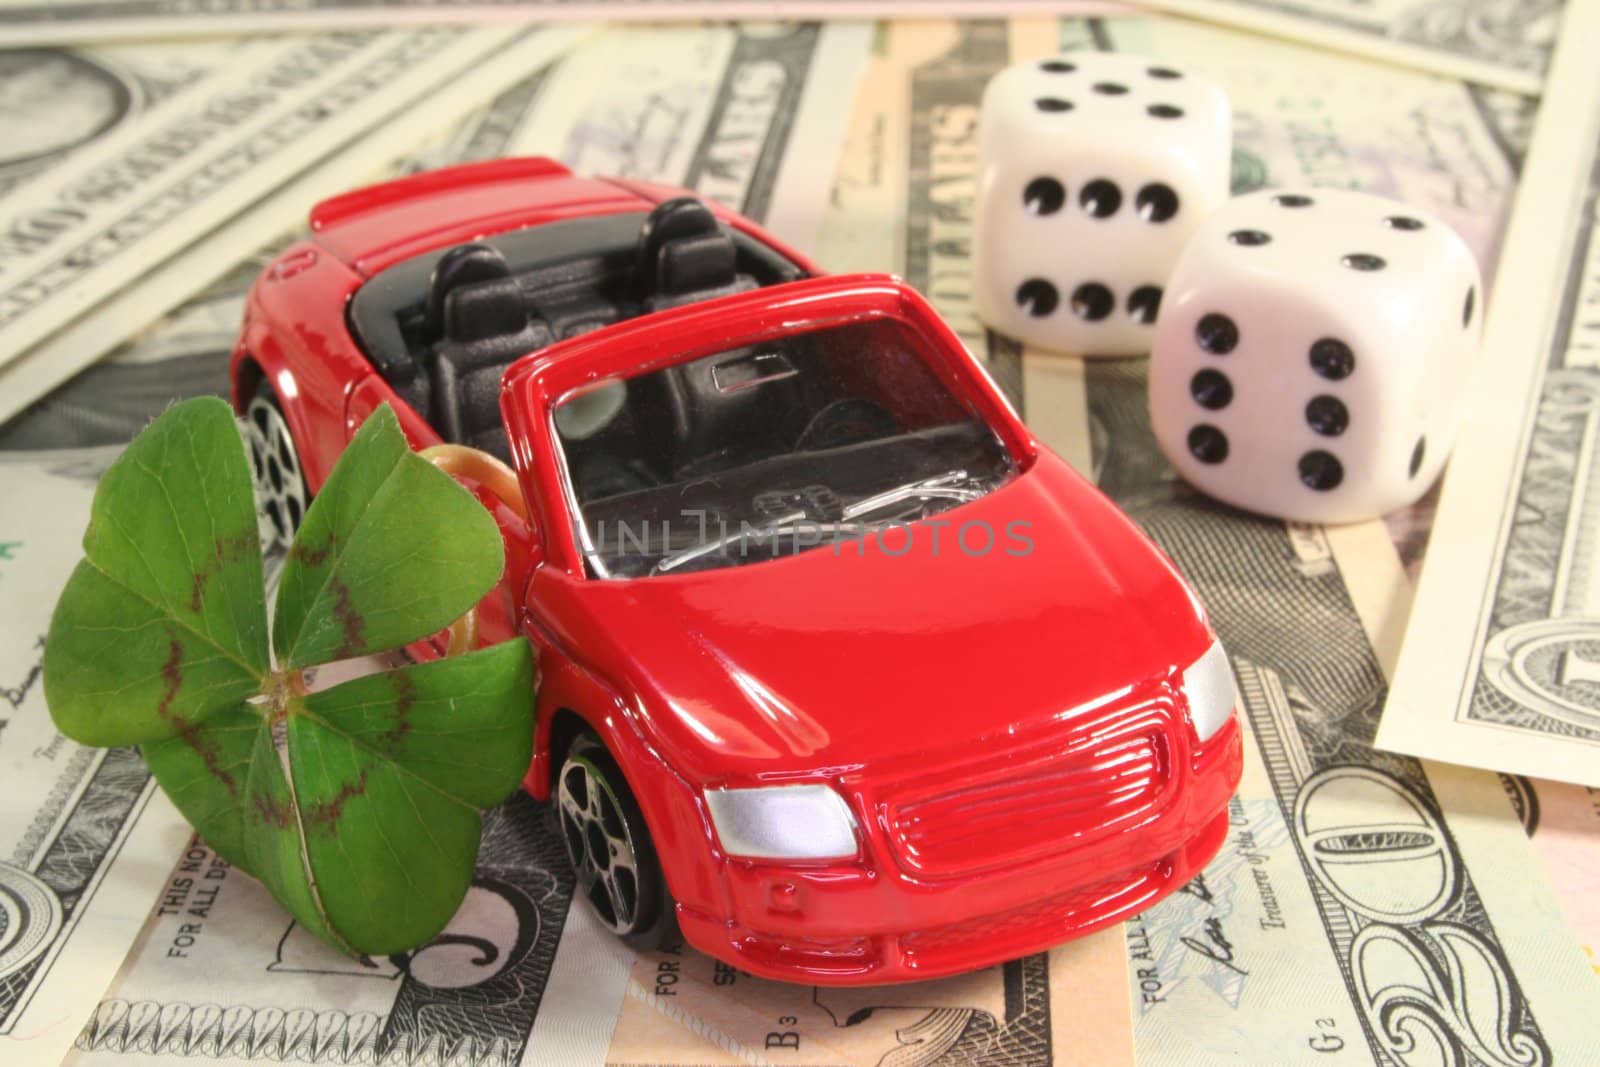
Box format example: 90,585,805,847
631,345,810,479
426,243,512,332
426,243,552,457
636,198,756,312
628,200,775,473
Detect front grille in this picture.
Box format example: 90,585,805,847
883,702,1178,879
899,860,1167,961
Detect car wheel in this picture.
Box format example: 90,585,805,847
556,735,677,949
243,383,310,553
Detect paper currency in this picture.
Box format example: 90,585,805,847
0,0,1118,47
0,265,253,453
1501,775,1600,974
0,26,586,428
66,827,1129,1066
1305,515,1600,990
0,31,514,366
1378,0,1600,789
0,44,230,195
66,815,626,1064
605,930,1132,1064
1472,85,1541,171
5,9,1592,1066
1125,0,1558,94
462,20,872,255
1315,491,1600,984
0,457,194,1066
1094,17,1517,263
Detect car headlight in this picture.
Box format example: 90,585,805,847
704,784,859,860
1182,638,1238,742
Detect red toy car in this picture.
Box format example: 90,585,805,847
230,157,1242,985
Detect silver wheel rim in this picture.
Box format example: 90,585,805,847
244,396,307,552
557,753,642,935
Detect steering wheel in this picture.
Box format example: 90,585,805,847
794,398,897,451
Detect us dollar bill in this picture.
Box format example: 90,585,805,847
1289,523,1600,994
604,928,1131,1064
1499,775,1600,975
0,457,195,1066
1122,0,1559,94
1378,0,1600,789
0,0,1113,47
0,43,234,196
65,815,629,1065
453,20,872,255
0,26,587,429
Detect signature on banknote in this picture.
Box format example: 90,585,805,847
0,636,44,712
1172,875,1249,978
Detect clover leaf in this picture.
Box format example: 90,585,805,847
43,398,535,956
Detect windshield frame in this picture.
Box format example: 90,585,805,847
500,274,1037,581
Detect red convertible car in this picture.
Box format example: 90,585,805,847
231,157,1242,985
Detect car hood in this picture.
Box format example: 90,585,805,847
563,452,1214,783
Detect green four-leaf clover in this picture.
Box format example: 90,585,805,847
43,398,535,955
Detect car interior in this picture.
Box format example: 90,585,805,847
347,197,807,460
348,196,1016,577
555,318,1018,577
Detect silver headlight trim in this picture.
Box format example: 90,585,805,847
704,783,859,860
1183,638,1239,742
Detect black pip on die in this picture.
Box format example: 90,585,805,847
974,53,1231,356
1149,188,1483,524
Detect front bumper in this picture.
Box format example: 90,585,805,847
675,711,1243,985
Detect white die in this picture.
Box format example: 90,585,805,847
1148,188,1483,524
974,53,1230,356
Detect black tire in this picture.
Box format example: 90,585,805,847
555,734,677,950
243,380,310,553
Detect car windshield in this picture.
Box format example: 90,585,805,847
552,318,1018,578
